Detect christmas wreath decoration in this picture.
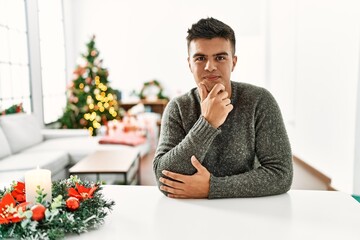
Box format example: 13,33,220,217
1,103,24,115
0,176,115,240
139,80,168,100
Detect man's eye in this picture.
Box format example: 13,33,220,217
195,56,205,62
216,56,226,61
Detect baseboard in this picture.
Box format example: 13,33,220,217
292,155,336,191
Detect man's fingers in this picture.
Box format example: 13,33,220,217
208,83,225,98
161,170,184,182
226,103,234,112
191,155,205,172
199,83,228,100
198,83,208,102
218,90,229,100
159,177,173,187
159,175,187,197
223,98,231,106
160,184,183,194
167,194,188,199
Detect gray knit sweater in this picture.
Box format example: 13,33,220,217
153,81,293,199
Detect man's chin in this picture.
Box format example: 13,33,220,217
202,83,216,93
204,82,225,93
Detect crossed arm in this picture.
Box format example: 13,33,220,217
153,83,293,199
159,155,210,198
156,83,232,198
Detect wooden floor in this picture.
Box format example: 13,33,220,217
139,149,157,186
139,150,330,190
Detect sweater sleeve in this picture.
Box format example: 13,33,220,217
209,89,293,198
153,99,220,188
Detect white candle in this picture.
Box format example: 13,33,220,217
25,167,52,204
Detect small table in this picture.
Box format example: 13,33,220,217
69,149,141,185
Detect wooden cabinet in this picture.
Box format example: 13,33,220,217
119,99,168,116
120,99,169,136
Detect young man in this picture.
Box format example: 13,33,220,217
153,17,293,199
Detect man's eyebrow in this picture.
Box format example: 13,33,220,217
214,52,229,56
192,53,205,58
192,52,229,58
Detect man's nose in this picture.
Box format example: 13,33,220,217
205,60,216,72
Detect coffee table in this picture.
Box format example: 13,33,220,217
69,149,141,185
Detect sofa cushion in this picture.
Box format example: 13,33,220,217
0,151,68,176
23,136,150,164
41,129,89,140
0,113,43,153
0,127,11,159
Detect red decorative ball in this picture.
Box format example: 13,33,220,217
31,204,46,221
66,197,80,211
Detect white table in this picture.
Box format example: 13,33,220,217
68,186,360,240
69,149,140,184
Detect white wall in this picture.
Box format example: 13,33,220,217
63,0,360,194
269,0,360,193
26,0,44,125
63,0,267,99
355,46,360,194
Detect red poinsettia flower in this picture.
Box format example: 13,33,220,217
11,181,26,203
0,193,28,224
15,103,23,113
68,183,98,201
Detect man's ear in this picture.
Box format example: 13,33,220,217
231,55,238,72
187,57,193,73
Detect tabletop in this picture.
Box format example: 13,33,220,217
69,149,139,173
68,186,360,240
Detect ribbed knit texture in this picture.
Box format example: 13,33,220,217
153,81,293,198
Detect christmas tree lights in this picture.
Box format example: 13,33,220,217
58,35,122,136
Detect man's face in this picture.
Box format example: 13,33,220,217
188,37,237,96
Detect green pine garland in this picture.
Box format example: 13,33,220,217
1,103,24,115
0,176,115,240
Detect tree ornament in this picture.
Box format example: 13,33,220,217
66,197,80,211
31,204,46,221
91,50,97,57
94,88,100,95
79,118,87,126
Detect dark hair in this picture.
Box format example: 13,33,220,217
186,17,236,55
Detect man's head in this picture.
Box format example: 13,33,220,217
186,17,236,56
187,17,237,97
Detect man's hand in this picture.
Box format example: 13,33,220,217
198,83,233,128
159,156,210,199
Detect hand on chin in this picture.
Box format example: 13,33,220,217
202,81,222,93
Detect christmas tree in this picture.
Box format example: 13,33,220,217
58,35,122,136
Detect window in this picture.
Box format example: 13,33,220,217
0,0,31,113
38,0,67,124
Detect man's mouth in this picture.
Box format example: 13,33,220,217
204,75,220,81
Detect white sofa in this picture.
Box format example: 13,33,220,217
0,113,152,188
